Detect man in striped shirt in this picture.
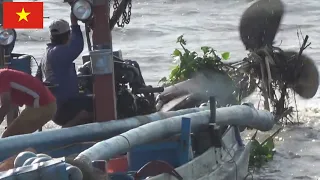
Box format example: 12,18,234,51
0,69,57,138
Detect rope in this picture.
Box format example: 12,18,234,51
221,140,238,180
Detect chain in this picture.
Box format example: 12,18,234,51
110,0,132,28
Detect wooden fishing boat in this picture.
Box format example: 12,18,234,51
0,100,275,180
0,0,318,179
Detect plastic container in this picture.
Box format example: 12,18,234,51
107,155,128,173
9,54,32,74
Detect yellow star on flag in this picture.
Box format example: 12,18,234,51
16,8,31,22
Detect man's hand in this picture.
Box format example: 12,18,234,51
70,12,78,25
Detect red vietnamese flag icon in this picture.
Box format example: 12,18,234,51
3,2,43,29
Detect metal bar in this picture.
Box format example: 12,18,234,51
179,117,191,164
209,96,216,123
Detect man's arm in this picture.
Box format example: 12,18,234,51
0,92,11,125
53,25,84,65
54,14,84,65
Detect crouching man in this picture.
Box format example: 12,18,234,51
0,68,57,138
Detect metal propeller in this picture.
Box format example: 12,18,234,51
239,0,319,99
280,51,319,99
239,0,284,50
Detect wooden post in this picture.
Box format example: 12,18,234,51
91,1,117,122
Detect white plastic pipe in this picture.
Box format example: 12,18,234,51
75,105,274,165
0,107,208,161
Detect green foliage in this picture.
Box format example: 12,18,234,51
158,35,230,86
249,137,275,168
221,52,230,60
159,35,277,169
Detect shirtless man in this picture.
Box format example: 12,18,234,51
0,68,57,138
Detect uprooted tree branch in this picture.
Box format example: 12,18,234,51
232,32,312,124
161,33,315,125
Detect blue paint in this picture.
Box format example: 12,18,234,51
127,117,193,171
179,117,191,164
8,54,32,74
127,142,180,171
234,126,244,146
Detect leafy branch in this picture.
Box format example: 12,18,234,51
249,126,282,169
158,35,230,87
249,131,276,169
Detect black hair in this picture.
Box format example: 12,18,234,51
50,30,71,45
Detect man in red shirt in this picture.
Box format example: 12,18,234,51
0,69,57,138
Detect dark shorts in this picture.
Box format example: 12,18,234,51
53,95,93,126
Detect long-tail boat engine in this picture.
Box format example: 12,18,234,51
77,55,164,119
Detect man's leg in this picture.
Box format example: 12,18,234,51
62,110,92,128
53,96,93,128
2,102,57,138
